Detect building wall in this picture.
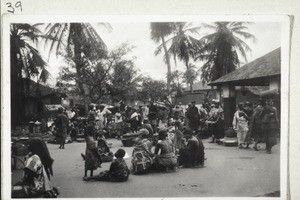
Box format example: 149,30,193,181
236,90,260,105
175,90,217,106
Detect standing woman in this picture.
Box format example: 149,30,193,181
233,103,249,148
260,98,279,154
55,107,69,149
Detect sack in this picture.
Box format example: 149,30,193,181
12,142,28,156
225,128,237,138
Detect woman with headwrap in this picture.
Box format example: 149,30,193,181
12,139,59,198
131,129,154,174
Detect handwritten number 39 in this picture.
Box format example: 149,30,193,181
6,1,22,14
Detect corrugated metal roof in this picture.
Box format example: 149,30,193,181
209,47,281,86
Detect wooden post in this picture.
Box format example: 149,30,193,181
222,84,236,129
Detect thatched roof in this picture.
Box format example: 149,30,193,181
209,47,281,86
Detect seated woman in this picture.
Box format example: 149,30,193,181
131,129,154,174
97,131,114,162
12,139,59,198
153,130,178,172
83,149,130,182
178,128,205,168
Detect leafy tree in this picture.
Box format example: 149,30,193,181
108,44,142,102
169,70,184,97
196,22,256,83
150,22,174,92
10,23,51,127
58,43,141,105
138,77,168,102
43,23,110,111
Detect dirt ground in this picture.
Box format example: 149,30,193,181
12,138,280,198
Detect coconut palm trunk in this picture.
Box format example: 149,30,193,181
161,35,172,92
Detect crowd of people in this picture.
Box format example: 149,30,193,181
232,98,279,154
12,95,279,197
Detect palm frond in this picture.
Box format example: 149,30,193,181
201,23,217,30
234,30,257,43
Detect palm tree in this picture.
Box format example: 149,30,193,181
196,22,256,83
150,22,174,92
43,23,110,112
159,22,202,67
154,22,202,95
10,23,51,128
183,63,198,93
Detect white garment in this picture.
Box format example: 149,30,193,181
130,112,139,120
233,111,248,145
115,113,123,123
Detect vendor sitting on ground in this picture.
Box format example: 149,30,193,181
97,131,114,162
178,128,205,168
131,129,154,174
153,130,178,173
142,119,154,137
83,149,130,182
12,139,59,198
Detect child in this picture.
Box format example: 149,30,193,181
84,120,103,178
83,149,130,182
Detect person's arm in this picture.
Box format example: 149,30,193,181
109,160,118,174
154,143,161,155
232,112,237,129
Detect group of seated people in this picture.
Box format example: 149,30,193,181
131,127,205,175
82,125,206,184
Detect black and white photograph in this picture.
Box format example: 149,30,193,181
1,14,290,199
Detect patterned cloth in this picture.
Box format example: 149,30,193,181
95,158,130,182
85,136,102,170
131,139,153,173
22,155,54,194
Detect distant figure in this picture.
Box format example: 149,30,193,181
115,110,123,138
260,98,279,154
233,103,249,148
186,101,200,132
148,102,158,133
55,107,69,149
129,108,139,132
83,149,130,182
70,122,79,141
251,101,264,151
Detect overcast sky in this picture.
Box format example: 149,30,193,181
45,21,281,84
